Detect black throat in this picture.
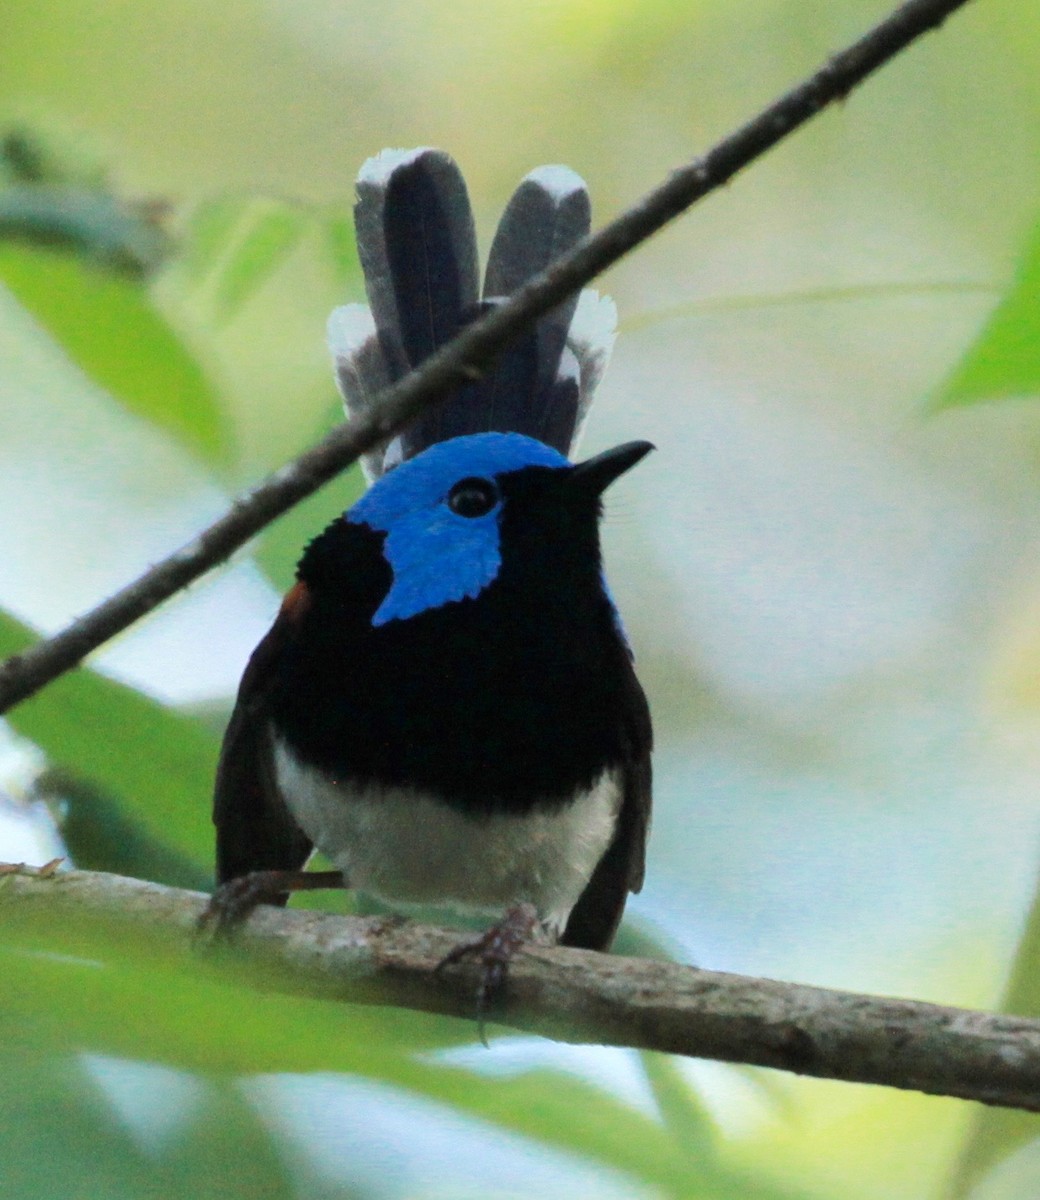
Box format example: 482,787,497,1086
268,473,642,815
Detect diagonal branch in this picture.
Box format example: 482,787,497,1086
4,864,1039,1111
0,0,977,714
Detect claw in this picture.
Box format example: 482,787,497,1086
435,902,539,1045
197,869,345,939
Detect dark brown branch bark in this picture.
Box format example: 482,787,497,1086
0,0,977,715
4,864,1038,1112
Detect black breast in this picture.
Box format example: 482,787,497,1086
268,491,647,816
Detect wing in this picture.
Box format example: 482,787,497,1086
560,669,653,952
213,584,314,888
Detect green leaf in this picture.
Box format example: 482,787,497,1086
176,197,311,326
210,203,309,324
326,209,361,289
0,1048,297,1200
933,219,1040,410
179,196,248,282
35,769,211,890
0,905,799,1200
147,1079,300,1200
0,184,172,274
0,243,230,464
0,609,218,870
641,1051,716,1162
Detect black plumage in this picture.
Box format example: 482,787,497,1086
210,148,651,956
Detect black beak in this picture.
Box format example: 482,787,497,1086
569,440,655,498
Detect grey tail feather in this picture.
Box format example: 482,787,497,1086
330,148,616,479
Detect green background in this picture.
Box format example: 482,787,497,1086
2,0,1040,1196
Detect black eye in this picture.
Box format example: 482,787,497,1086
447,477,499,518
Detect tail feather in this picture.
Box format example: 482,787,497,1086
484,165,590,400
332,148,614,478
355,149,479,379
326,304,398,480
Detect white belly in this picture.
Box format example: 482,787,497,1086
273,737,621,936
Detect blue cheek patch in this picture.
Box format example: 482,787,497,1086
371,508,502,625
345,432,569,627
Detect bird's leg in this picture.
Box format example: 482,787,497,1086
434,902,540,1045
197,869,346,937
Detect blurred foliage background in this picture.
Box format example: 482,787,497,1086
2,0,1040,1196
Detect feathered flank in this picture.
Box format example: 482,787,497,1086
330,150,617,477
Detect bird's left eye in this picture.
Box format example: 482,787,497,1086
447,477,499,518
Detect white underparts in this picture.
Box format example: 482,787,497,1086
273,736,621,937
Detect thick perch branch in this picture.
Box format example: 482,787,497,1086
0,0,976,714
5,865,1038,1112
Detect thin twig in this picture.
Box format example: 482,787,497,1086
4,865,1039,1111
0,0,976,714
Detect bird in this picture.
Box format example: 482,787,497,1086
204,147,653,1016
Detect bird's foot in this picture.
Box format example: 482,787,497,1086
196,869,345,939
434,902,539,1045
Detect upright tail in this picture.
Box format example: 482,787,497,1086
328,147,617,480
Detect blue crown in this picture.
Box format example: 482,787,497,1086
349,432,568,625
